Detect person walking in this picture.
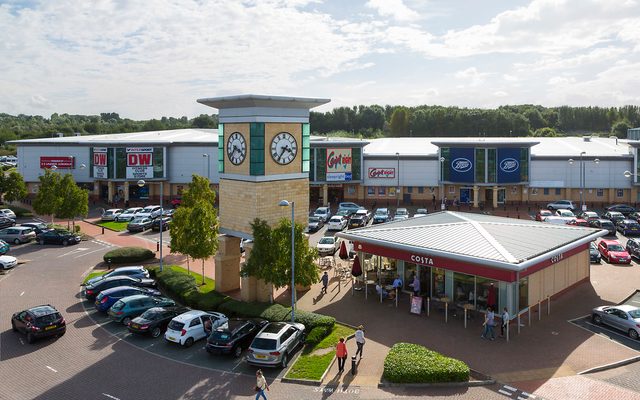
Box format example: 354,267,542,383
336,337,348,373
481,306,496,340
354,325,365,359
500,307,510,338
255,370,269,400
321,271,329,294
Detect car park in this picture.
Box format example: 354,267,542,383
246,321,305,368
307,216,324,233
617,219,640,236
0,226,36,244
11,305,66,344
625,238,640,260
372,208,390,224
604,211,625,225
94,286,162,313
164,310,228,347
36,229,81,246
546,200,576,211
83,276,156,300
0,217,16,230
578,211,600,222
317,236,339,256
0,255,18,270
127,217,154,232
206,318,269,357
101,208,123,221
348,215,367,229
354,209,371,223
127,306,190,338
556,209,575,218
115,207,143,222
414,208,428,218
108,295,176,325
394,208,410,220
589,242,601,263
313,207,331,223
151,217,171,232
605,204,637,216
0,208,16,219
589,219,616,236
592,305,640,339
85,266,150,286
20,221,51,235
535,209,553,222
598,239,631,264
0,239,9,255
327,216,347,231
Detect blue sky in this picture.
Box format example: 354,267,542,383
1,0,639,119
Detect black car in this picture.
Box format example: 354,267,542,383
206,318,269,357
0,217,16,230
11,305,66,344
616,219,640,236
626,238,640,260
348,215,366,229
589,219,616,236
128,306,190,337
629,212,640,223
606,204,637,216
151,217,171,232
36,229,81,246
589,242,601,263
20,222,52,235
603,211,626,225
83,276,156,300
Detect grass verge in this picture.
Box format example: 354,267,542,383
163,265,215,292
285,323,355,381
83,271,106,284
97,221,129,231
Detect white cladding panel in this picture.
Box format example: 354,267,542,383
168,146,219,184
17,145,92,182
364,159,439,187
530,159,633,189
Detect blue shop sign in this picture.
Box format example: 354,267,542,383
448,148,475,183
497,148,521,183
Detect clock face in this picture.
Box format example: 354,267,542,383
226,132,246,165
270,132,298,165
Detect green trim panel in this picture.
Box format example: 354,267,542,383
218,123,225,173
302,123,310,173
250,122,265,176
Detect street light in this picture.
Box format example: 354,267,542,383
395,152,400,207
279,199,296,323
138,179,164,272
202,154,211,182
624,170,633,179
568,153,599,211
439,157,446,210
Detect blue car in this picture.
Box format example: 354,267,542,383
94,286,161,313
0,239,9,255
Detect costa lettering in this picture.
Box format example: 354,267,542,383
500,158,519,173
368,168,395,179
550,253,564,264
451,158,472,172
410,254,434,265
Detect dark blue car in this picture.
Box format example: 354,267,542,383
94,286,161,313
0,239,9,255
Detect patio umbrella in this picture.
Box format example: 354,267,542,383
339,240,349,260
351,255,362,277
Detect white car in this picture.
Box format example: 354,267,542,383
414,208,428,218
394,208,410,220
327,216,347,231
101,208,123,221
543,216,570,225
556,209,575,218
136,205,163,219
164,310,228,347
115,207,143,222
313,207,331,223
547,200,576,211
317,236,339,256
354,209,371,223
0,255,17,270
0,209,16,220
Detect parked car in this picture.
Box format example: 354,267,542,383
317,236,339,256
0,255,18,270
589,242,601,263
36,229,81,246
83,276,156,300
603,211,625,225
617,219,640,236
206,318,269,357
354,209,372,223
547,200,576,211
94,285,162,313
629,212,640,223
11,305,66,344
0,226,36,244
0,208,16,219
327,216,348,231
535,209,553,222
0,239,9,255
151,217,172,232
394,208,410,220
348,215,367,229
592,305,640,339
163,209,175,217
136,205,163,219
108,295,175,325
335,209,355,219
307,216,324,233
246,321,305,368
20,221,50,235
127,306,191,338
567,218,589,227
578,211,600,222
372,208,390,224
127,217,154,232
164,310,228,347
555,209,575,218
313,207,331,223
170,197,182,208
625,238,640,260
115,207,143,222
598,239,631,264
589,219,616,236
0,217,16,229
605,204,637,216
85,266,149,286
543,216,569,225
101,208,123,221
240,238,253,254
338,202,362,213
414,208,428,218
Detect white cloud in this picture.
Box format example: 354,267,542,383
454,67,489,87
365,0,420,22
493,91,508,97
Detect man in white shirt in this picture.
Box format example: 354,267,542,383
354,325,365,359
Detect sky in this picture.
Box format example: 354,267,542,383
1,0,640,119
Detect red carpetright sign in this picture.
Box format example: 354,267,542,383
40,156,75,169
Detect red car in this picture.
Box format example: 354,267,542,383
598,239,631,264
568,218,589,227
536,209,553,222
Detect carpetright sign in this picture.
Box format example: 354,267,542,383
368,168,395,179
326,148,352,181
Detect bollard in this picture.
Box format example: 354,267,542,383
464,308,467,328
426,297,430,317
445,302,448,323
547,296,550,315
107,258,112,270
507,319,510,342
156,241,160,252
395,288,398,308
538,301,541,321
101,226,105,235
351,356,357,375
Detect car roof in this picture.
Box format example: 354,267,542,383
119,294,150,302
611,305,640,312
315,207,328,211
27,305,58,316
113,266,145,272
173,310,210,321
101,285,141,294
601,239,621,245
621,219,637,223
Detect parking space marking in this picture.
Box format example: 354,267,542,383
57,248,89,258
102,393,120,400
74,248,108,259
19,291,24,296
568,316,640,353
45,366,57,373
18,338,24,345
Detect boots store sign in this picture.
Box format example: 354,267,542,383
126,147,154,179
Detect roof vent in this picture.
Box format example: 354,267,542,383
610,135,619,145
582,136,591,142
56,132,64,137
74,132,81,137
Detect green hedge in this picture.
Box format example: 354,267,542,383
383,343,469,383
150,266,230,310
305,326,332,346
218,300,335,330
2,205,32,218
103,247,155,264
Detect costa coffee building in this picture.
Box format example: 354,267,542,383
337,211,607,316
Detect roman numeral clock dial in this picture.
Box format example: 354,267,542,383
270,132,297,165
226,132,246,165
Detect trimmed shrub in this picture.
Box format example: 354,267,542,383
5,205,32,218
294,309,335,329
383,343,469,383
151,266,231,309
103,247,155,264
217,301,335,330
305,326,332,346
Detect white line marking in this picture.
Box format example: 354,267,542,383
498,389,513,396
503,385,517,391
74,248,107,259
19,291,24,296
522,392,534,397
19,338,24,345
46,366,57,373
57,248,89,258
102,394,120,400
517,397,528,400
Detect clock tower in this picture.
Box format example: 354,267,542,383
197,94,330,294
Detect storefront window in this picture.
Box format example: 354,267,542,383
488,148,497,183
453,272,475,306
476,277,499,311
475,148,486,183
519,276,529,311
419,265,431,297
432,268,445,298
404,262,417,292
379,257,397,286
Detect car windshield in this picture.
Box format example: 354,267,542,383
601,221,614,227
123,208,138,213
111,301,125,311
315,209,327,215
35,312,61,324
629,309,640,319
330,218,342,223
309,217,320,223
140,309,163,320
131,218,146,223
396,209,408,215
375,210,387,215
319,237,335,245
210,331,232,341
167,320,185,331
252,338,277,350
608,245,625,252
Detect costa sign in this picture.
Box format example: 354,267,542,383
500,158,519,173
368,168,395,179
326,148,352,173
40,156,74,169
451,158,472,173
410,254,435,266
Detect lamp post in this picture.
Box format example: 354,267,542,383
439,157,446,210
138,179,164,272
396,152,400,207
202,154,211,182
278,199,296,323
569,153,599,212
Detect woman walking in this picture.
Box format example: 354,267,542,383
336,337,348,373
255,369,269,400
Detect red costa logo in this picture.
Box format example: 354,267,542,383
368,168,395,178
327,151,352,169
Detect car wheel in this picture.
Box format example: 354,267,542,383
38,238,45,245
151,327,162,338
629,329,639,340
593,314,602,325
122,317,132,326
13,239,20,245
26,332,35,344
11,320,17,332
62,239,69,246
233,345,242,358
184,337,194,348
280,353,288,368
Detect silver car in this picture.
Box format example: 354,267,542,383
592,304,640,339
246,322,305,368
0,227,36,244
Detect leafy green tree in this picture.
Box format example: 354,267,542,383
1,170,27,203
33,169,62,222
532,127,558,137
54,174,88,229
611,120,632,138
389,107,410,136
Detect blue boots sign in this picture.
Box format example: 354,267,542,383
449,148,475,182
497,148,521,183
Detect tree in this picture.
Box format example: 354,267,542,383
611,120,632,138
33,169,62,222
532,127,559,137
0,170,27,203
389,107,409,136
55,174,88,229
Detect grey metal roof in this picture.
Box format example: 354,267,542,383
197,94,330,110
9,129,218,146
338,211,607,271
